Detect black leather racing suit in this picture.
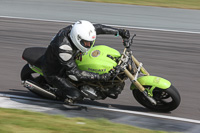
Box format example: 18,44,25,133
41,24,128,101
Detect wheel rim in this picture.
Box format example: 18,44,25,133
134,87,179,111
153,89,172,107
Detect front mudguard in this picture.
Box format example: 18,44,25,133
130,76,171,97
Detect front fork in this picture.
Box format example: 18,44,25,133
123,68,157,105
120,49,157,105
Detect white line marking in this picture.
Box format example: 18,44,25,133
0,15,74,24
1,15,200,34
1,93,200,124
76,103,200,124
0,93,61,103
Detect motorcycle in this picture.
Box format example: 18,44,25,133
21,34,181,112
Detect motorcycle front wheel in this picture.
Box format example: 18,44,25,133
132,85,181,112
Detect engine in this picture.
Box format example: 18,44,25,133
80,82,125,100
80,85,104,100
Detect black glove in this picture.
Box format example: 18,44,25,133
119,29,130,39
119,29,130,48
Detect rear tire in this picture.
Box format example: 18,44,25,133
21,64,46,83
132,85,181,112
21,64,35,81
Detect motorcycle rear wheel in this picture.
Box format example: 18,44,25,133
21,64,43,82
132,85,181,112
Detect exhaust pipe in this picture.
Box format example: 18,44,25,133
22,80,56,100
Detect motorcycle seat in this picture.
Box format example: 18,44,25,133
22,47,47,68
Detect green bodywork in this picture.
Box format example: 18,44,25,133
130,76,171,97
30,66,43,76
75,45,121,74
30,45,120,75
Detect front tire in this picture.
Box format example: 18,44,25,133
132,85,181,112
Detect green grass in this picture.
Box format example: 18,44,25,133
77,0,200,10
0,108,169,133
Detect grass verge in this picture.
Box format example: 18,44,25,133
0,108,169,133
77,0,200,10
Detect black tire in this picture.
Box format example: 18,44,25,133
132,85,181,112
21,64,45,83
21,64,35,81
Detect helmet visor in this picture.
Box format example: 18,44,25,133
80,39,95,48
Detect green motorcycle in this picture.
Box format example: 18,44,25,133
21,35,181,112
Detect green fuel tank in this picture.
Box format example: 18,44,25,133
76,45,121,74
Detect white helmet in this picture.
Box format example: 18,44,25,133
70,20,96,53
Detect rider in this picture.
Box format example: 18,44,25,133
41,20,130,104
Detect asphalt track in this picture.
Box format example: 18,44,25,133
0,16,200,122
